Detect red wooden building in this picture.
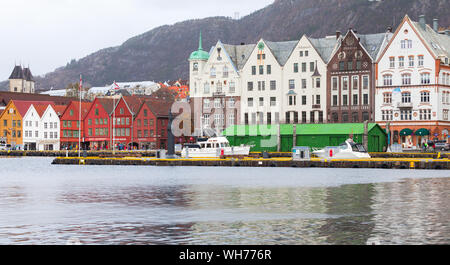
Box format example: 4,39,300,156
84,98,115,150
60,101,92,149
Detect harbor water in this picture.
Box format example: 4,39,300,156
0,157,449,245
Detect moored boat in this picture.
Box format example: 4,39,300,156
181,137,251,158
312,139,371,159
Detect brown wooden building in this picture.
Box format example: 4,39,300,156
327,29,392,123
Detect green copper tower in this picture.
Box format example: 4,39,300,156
189,31,210,61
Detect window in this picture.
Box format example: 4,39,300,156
270,80,276,90
203,99,210,109
70,110,74,116
270,97,276,106
332,77,338,90
382,110,393,121
418,55,424,66
259,65,264,75
44,123,47,129
353,94,358,105
252,66,256,75
408,40,412,49
302,79,307,89
419,109,431,120
356,61,362,70
316,95,320,105
120,108,124,114
352,76,359,90
316,78,321,88
402,74,411,85
144,119,148,126
362,76,369,90
421,73,430,84
383,93,392,104
285,112,290,124
247,82,254,91
343,95,348,106
210,67,216,77
294,63,298,73
288,96,296,106
289,80,295,89
137,119,141,127
244,113,249,125
310,62,315,72
88,119,92,125
267,112,272,124
302,96,306,105
228,98,235,108
216,82,222,93
88,128,92,136
333,95,338,106
399,57,404,67
248,98,254,107
402,92,411,103
409,56,414,67
348,61,353,71
310,112,315,123
339,62,345,71
257,81,265,91
363,94,369,105
223,66,229,78
299,51,303,57
259,97,264,107
229,81,235,93
214,98,222,108
342,76,348,90
305,51,309,57
204,83,210,93
228,113,235,125
267,65,271,75
342,112,349,122
389,57,395,68
383,75,393,86
302,63,306,72
443,110,449,120
203,114,210,125
352,112,359,123
421,91,430,103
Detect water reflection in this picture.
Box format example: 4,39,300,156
0,158,448,244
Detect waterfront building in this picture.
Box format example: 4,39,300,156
189,32,253,135
22,104,63,151
0,100,53,148
8,65,35,93
326,29,392,124
282,35,338,124
84,98,114,150
375,15,450,147
0,91,78,113
60,101,92,150
240,39,290,125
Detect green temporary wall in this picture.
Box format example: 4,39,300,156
222,123,387,152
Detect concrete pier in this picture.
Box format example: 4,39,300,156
52,156,450,170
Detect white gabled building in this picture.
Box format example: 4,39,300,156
240,39,290,125
189,32,254,135
375,15,450,148
23,104,61,151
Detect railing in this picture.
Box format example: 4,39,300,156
397,102,413,108
213,92,225,97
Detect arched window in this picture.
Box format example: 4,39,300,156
401,74,411,85
383,74,393,86
420,73,430,84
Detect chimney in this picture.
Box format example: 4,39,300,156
419,15,426,29
387,26,393,33
336,31,341,39
433,18,439,32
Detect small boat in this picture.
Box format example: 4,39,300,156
181,137,251,158
312,139,371,159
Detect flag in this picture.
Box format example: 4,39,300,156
113,81,120,90
79,75,83,91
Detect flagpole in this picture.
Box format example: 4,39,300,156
78,74,82,158
112,81,116,155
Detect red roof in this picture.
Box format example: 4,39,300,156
53,105,67,116
12,100,54,117
33,104,51,118
122,96,146,115
64,101,92,120
144,98,175,117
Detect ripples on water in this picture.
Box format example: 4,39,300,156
0,157,448,245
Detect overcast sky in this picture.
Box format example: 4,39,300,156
0,0,273,80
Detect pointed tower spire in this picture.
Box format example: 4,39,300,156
198,31,203,51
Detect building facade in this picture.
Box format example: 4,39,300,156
375,15,450,147
327,29,392,124
8,66,35,93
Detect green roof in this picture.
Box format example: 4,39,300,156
222,123,384,136
189,31,210,61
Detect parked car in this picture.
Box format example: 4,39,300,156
0,143,12,151
434,140,450,151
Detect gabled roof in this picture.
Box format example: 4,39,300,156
95,98,116,115
144,98,174,118
53,105,67,116
222,43,256,70
11,100,54,117
356,32,390,60
33,104,50,118
122,96,146,115
308,36,340,63
63,101,92,120
411,19,450,59
265,40,298,66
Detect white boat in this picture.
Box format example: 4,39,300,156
312,139,371,159
181,137,251,158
